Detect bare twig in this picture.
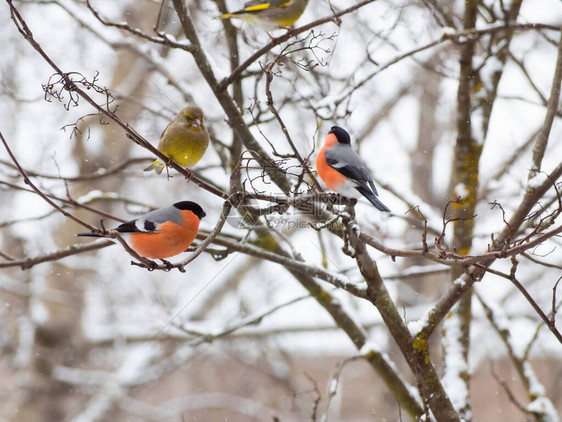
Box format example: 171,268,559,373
0,157,150,181
472,261,562,345
86,0,196,52
0,130,97,231
0,240,114,270
175,200,232,272
263,62,322,191
6,0,227,200
335,23,560,106
320,355,364,422
528,27,562,178
489,361,530,415
552,276,561,326
208,234,367,298
187,294,310,345
220,0,379,89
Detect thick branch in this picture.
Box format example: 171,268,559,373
347,224,459,421
251,230,424,419
171,0,292,194
447,1,481,416
420,28,562,342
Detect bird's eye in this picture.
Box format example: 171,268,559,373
185,115,193,122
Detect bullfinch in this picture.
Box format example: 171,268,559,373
220,0,309,30
77,201,206,259
316,126,390,212
144,105,210,174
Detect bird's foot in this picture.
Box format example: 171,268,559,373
160,259,173,271
183,168,193,182
344,200,357,220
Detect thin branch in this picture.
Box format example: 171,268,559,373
335,23,560,106
6,0,227,200
187,294,311,345
320,355,365,422
552,276,561,326
528,27,562,178
478,292,558,421
420,154,562,338
478,127,541,200
175,200,232,271
521,252,562,270
0,179,141,224
264,62,322,191
110,230,159,268
473,261,562,345
489,361,531,415
85,0,196,52
220,0,379,89
208,234,367,299
361,223,562,268
508,52,548,105
0,240,114,270
0,157,149,181
0,130,97,231
171,0,293,194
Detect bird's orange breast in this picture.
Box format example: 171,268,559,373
129,210,200,259
316,134,346,191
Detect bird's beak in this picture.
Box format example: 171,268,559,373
192,118,201,128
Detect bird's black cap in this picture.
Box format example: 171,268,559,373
329,126,351,144
174,201,206,219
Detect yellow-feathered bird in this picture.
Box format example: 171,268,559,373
144,105,210,174
220,0,309,30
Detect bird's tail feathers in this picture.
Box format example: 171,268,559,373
76,232,102,238
143,160,165,174
356,186,391,212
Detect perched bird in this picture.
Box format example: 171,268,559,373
77,201,206,260
144,105,209,174
220,0,309,30
316,126,390,212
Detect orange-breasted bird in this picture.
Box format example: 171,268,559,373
77,201,206,259
316,126,390,212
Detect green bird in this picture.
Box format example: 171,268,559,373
221,0,310,30
144,105,210,174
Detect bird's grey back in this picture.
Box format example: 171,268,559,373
325,144,373,182
142,206,182,226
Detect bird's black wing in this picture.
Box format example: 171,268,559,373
115,218,157,233
325,148,378,195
